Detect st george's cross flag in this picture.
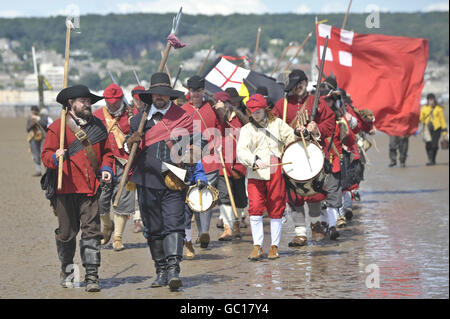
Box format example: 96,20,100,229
316,24,429,136
202,56,284,106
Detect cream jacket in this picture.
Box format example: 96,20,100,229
237,117,298,180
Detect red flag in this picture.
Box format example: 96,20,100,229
316,24,429,136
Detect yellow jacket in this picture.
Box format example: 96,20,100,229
237,117,298,180
420,105,447,135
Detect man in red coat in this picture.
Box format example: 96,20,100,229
94,84,136,251
272,69,335,246
181,75,224,248
212,91,248,241
41,85,114,292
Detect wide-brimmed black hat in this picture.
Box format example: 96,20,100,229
285,69,308,92
56,85,104,106
225,87,245,103
187,75,205,90
139,72,184,105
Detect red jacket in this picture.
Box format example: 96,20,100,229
181,101,223,174
273,94,335,140
41,116,114,196
346,104,374,134
220,113,246,178
93,107,131,174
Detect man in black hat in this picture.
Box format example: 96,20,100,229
125,72,193,290
272,69,336,246
26,105,53,176
41,85,114,292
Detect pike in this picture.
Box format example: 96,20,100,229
172,64,183,87
113,7,184,208
251,26,262,71
342,0,353,30
108,71,131,107
310,36,329,122
196,44,214,76
270,41,294,77
57,18,75,190
283,32,313,71
133,69,141,86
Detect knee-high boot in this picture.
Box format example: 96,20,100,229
148,239,168,287
163,232,184,290
80,237,101,292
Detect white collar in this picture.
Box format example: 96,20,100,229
147,101,172,120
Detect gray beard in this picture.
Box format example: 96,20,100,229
74,108,92,121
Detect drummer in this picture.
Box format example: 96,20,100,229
272,69,335,246
181,141,209,260
237,94,301,260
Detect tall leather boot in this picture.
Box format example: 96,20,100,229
80,237,101,292
148,239,168,287
55,230,76,288
163,232,184,290
100,213,114,245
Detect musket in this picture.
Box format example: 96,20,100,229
310,36,329,122
57,18,75,191
113,8,183,208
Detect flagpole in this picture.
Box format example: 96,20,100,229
342,0,353,30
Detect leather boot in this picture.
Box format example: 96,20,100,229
311,222,326,241
55,230,76,288
218,224,233,241
232,220,241,239
248,245,263,261
288,235,307,247
148,239,168,287
184,241,195,259
80,237,101,292
163,232,184,290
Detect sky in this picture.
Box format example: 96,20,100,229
0,0,448,17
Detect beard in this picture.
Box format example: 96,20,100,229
154,97,169,109
74,107,92,121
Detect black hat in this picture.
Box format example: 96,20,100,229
225,87,245,104
323,75,337,90
139,72,184,105
256,86,268,96
187,75,205,90
285,69,308,92
56,85,104,106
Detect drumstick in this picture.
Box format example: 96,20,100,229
297,119,311,159
255,162,292,169
197,180,203,212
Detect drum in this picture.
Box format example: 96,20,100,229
281,140,327,197
186,184,219,213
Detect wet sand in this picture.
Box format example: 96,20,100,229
0,117,448,299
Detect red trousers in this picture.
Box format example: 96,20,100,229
247,163,286,219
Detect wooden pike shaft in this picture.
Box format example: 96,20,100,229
196,44,214,76
161,50,172,82
270,42,294,77
283,32,312,71
57,23,72,190
218,149,239,219
251,27,262,70
113,104,151,208
342,0,353,30
158,42,172,73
